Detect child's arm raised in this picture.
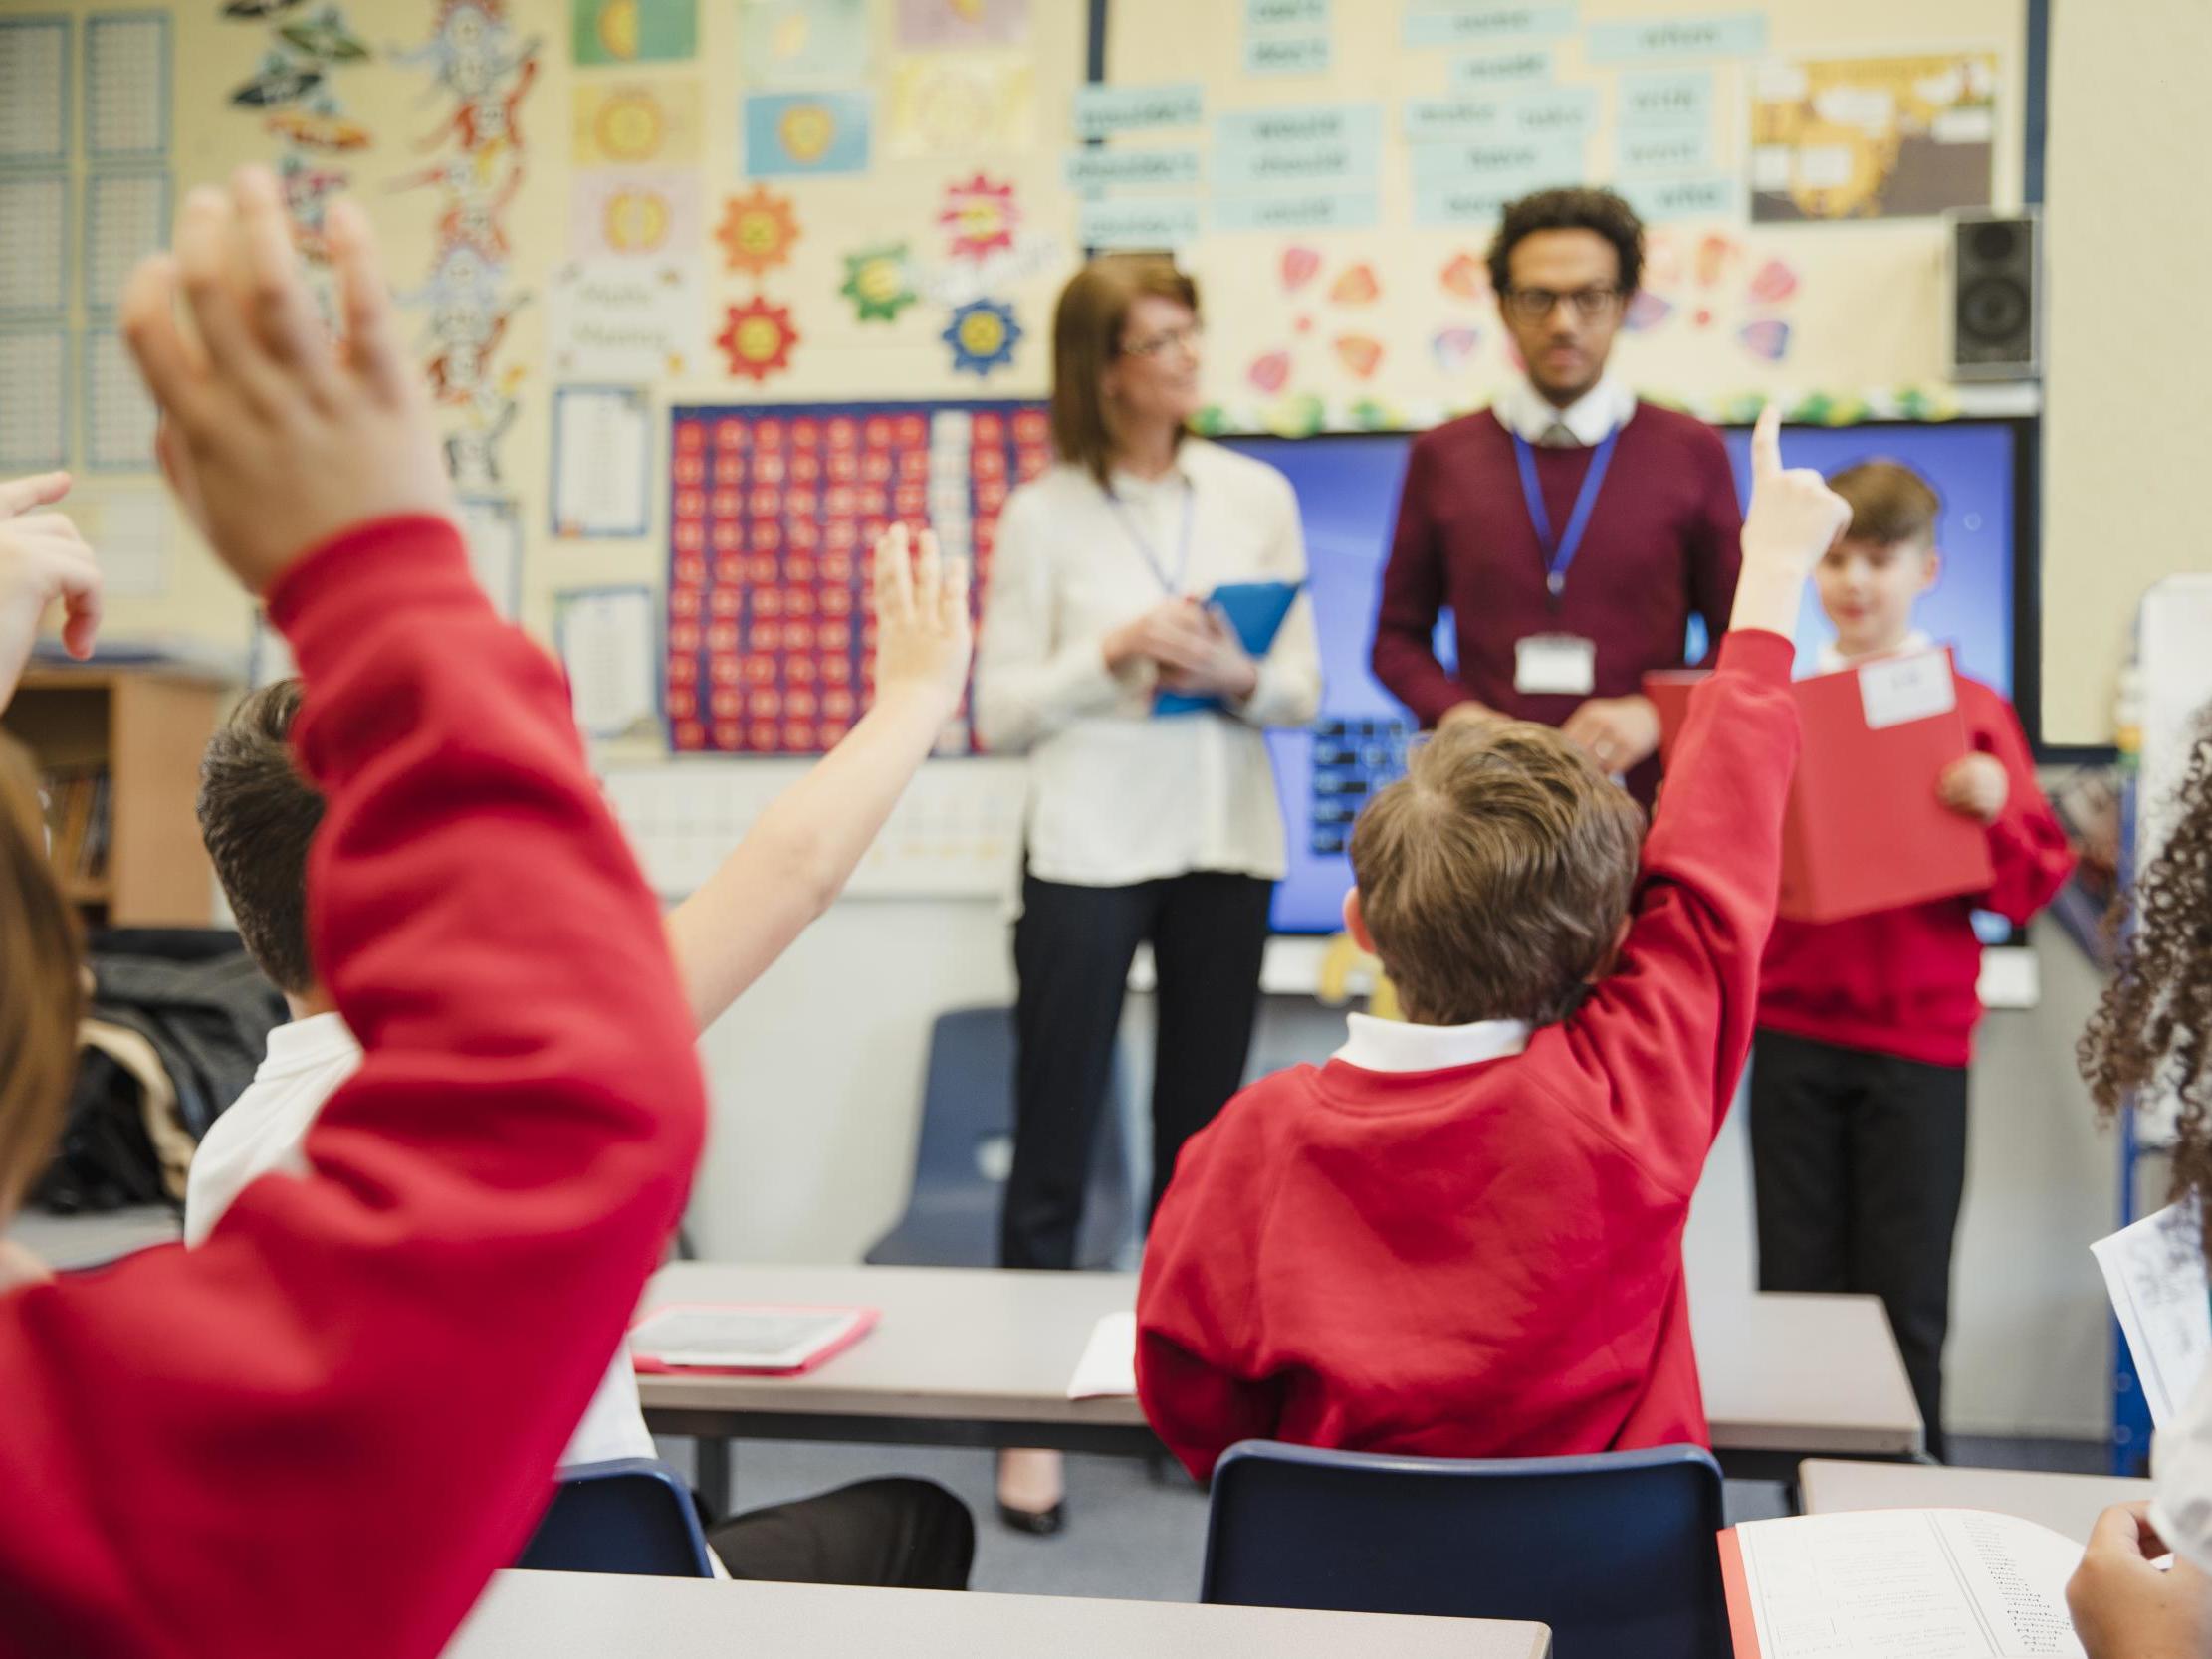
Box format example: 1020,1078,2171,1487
0,472,102,707
662,522,970,1028
0,170,705,1659
1573,405,1847,1183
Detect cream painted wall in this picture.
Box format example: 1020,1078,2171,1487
2040,0,2212,743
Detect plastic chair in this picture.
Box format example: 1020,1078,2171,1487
865,1005,1132,1270
1201,1440,1729,1659
516,1457,716,1577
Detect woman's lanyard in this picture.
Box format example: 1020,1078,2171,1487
1511,428,1619,605
1108,478,1196,596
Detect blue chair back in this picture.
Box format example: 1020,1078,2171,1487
1202,1440,1728,1659
517,1457,716,1577
865,1005,1131,1270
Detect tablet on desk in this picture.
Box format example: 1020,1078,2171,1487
630,1303,879,1375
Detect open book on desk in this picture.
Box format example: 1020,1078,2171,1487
1722,1509,2087,1658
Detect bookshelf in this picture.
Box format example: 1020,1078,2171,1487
2,664,234,926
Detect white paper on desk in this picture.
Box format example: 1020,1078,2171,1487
1731,1509,2086,1657
1067,1310,1138,1400
2092,1202,2212,1430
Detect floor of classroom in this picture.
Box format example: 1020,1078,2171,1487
11,1207,2114,1601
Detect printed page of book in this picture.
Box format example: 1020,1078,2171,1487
1731,1509,2086,1658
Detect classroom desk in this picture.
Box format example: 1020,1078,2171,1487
440,1570,1554,1658
1799,1459,2152,1544
637,1265,1923,1511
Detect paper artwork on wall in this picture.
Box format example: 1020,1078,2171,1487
571,168,703,259
938,172,1019,263
895,0,1030,50
82,327,158,472
0,331,67,473
0,176,68,322
1327,263,1379,306
943,299,1021,378
391,0,542,490
1622,228,1798,363
839,243,918,323
716,185,803,275
573,80,703,165
717,298,801,381
1279,246,1320,292
744,90,873,177
1438,250,1490,302
556,586,661,739
1430,326,1480,373
220,0,370,257
1332,334,1382,379
740,0,871,88
85,13,170,161
551,385,653,538
456,495,524,619
1749,52,1999,223
549,260,703,378
572,0,697,66
72,491,169,599
885,52,1034,159
0,18,70,167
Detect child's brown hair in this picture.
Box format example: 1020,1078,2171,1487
196,680,321,995
1827,460,1941,548
1350,720,1645,1026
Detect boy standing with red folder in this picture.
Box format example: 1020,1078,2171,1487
1753,462,2075,1464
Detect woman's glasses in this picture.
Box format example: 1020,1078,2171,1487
1120,323,1204,360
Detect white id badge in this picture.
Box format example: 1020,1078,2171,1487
1514,634,1598,697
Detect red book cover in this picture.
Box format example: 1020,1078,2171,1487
1646,649,1993,925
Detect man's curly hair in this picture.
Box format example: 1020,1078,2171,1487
2081,722,2212,1244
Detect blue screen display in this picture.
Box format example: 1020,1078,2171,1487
1223,421,2023,934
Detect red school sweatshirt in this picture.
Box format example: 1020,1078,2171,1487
0,518,706,1659
1757,676,2076,1068
1136,630,1799,1480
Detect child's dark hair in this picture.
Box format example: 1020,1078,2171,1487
2080,722,2212,1246
197,680,321,995
1827,461,1941,548
1486,187,1646,297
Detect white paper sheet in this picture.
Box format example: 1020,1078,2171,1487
1734,1509,2086,1658
0,19,69,164
2092,1202,2212,1430
551,386,651,537
1066,1310,1138,1400
85,171,170,314
0,175,69,319
456,495,523,619
547,259,703,379
82,328,158,471
77,491,169,598
0,330,68,471
85,13,169,159
557,587,657,739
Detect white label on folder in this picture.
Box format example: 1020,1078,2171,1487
1858,651,1956,730
1515,633,1597,696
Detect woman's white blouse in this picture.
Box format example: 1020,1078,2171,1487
974,438,1322,888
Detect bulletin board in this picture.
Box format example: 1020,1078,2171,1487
1100,0,2032,434
21,0,2033,763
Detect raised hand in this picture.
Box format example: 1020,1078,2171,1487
2067,1503,2212,1659
0,472,103,710
871,521,973,713
1731,402,1850,638
119,167,451,594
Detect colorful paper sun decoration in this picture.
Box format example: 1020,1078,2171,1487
943,299,1021,377
938,173,1019,263
839,243,917,323
716,187,802,277
717,299,800,382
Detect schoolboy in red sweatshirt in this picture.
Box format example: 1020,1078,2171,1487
1136,407,1850,1479
1752,461,2074,1464
0,169,708,1658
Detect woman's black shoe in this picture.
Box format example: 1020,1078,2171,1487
996,1499,1066,1537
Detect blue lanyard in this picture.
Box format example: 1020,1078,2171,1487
1512,429,1619,601
1108,481,1196,596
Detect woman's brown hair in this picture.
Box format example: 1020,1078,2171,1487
0,733,83,1213
1049,254,1200,489
2081,722,2212,1243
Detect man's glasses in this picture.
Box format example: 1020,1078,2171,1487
1120,323,1203,360
1501,286,1625,323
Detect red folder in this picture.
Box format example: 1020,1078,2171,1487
1645,649,1994,925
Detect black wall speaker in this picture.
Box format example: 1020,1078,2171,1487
1947,209,2042,382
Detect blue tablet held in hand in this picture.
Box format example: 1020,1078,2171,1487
1154,580,1303,718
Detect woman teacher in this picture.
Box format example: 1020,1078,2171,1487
974,254,1321,1533
1372,187,1742,802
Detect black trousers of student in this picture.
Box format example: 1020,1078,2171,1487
707,1478,975,1588
1749,1028,1970,1463
1000,870,1274,1272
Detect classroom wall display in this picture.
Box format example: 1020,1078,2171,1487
1105,0,2028,435
664,399,1050,757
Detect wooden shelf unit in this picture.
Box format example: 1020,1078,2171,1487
4,665,235,927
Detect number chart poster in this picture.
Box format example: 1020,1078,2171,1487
666,399,1050,756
